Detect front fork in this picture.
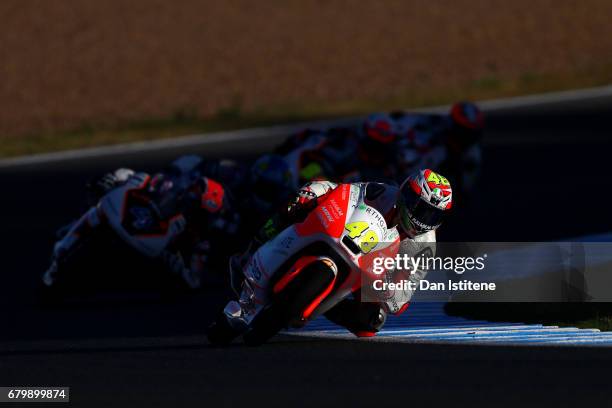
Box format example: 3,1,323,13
223,256,266,332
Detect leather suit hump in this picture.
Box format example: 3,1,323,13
363,182,400,228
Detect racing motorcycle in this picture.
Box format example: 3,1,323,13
42,163,219,297
282,132,331,187
207,183,400,346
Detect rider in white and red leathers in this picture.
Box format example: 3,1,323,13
45,154,295,290
225,168,453,337
275,102,483,192
44,155,240,290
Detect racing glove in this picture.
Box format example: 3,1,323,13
86,168,135,204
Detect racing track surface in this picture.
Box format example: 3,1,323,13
1,95,612,406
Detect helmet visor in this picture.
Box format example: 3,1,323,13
399,190,445,233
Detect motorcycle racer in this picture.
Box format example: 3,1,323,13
276,102,483,189
86,154,293,224
276,127,361,186
43,155,239,291
46,154,295,291
396,102,483,194
218,168,452,340
245,154,295,227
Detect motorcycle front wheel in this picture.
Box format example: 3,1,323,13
242,260,336,346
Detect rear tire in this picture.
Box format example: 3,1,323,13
243,261,336,346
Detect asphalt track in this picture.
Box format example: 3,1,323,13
1,95,612,406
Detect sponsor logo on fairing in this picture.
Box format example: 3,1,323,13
329,199,344,217
365,206,386,229
316,210,329,228
321,206,334,223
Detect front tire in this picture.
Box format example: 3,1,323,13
243,260,336,346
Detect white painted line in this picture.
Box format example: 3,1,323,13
289,328,612,347
479,84,612,111
0,118,359,169
1,84,611,169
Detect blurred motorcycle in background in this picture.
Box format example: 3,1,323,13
41,157,238,301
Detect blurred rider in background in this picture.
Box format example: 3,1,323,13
45,155,238,290
395,101,484,194
51,154,294,290
275,102,484,192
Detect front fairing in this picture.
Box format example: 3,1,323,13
99,173,187,257
242,183,400,319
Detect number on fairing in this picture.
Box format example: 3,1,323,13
345,221,368,238
344,221,379,254
359,229,379,253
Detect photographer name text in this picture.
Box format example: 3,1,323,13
372,279,496,292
